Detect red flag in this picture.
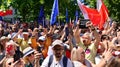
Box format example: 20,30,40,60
82,5,101,26
5,10,13,15
0,9,13,16
77,0,109,30
77,0,101,26
97,0,109,30
0,11,5,16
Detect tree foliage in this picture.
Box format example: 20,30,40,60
0,0,120,22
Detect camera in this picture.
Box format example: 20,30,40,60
79,19,90,29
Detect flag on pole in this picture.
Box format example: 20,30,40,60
50,0,59,25
38,6,45,25
97,0,109,30
77,0,109,30
75,10,79,25
66,8,69,23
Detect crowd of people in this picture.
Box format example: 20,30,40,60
0,18,120,67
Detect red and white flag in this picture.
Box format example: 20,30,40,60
0,9,13,16
97,0,109,30
77,0,109,30
77,0,101,26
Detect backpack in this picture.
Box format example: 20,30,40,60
48,55,68,67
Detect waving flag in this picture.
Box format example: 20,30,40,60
77,0,100,26
97,0,109,30
50,0,59,25
77,0,108,30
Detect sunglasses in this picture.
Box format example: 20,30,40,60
27,52,34,57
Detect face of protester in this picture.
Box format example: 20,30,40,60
77,47,85,63
5,42,16,56
52,45,64,59
82,34,91,46
39,40,46,45
23,33,29,40
26,52,35,62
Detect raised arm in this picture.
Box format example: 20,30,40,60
74,20,82,44
86,21,100,48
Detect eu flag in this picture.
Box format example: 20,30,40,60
75,10,79,25
66,8,69,23
0,16,3,21
50,0,59,25
38,6,45,25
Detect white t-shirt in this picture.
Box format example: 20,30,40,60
41,55,73,67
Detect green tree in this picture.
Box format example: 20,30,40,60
11,0,43,22
10,0,78,22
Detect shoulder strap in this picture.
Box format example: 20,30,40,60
48,55,68,67
63,56,68,67
48,55,53,67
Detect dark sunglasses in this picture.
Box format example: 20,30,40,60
27,52,34,57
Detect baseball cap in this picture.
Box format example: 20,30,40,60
38,36,46,41
52,39,64,48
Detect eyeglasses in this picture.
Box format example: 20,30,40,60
27,52,34,57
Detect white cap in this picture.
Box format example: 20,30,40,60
23,32,29,35
0,36,9,41
52,40,63,48
38,36,46,41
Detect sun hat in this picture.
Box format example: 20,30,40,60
0,36,9,41
23,47,34,57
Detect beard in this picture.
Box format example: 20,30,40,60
55,53,62,58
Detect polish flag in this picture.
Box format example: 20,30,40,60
77,0,109,30
77,0,101,26
0,11,5,16
97,0,109,30
0,9,13,16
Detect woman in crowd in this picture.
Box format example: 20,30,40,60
71,47,92,67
